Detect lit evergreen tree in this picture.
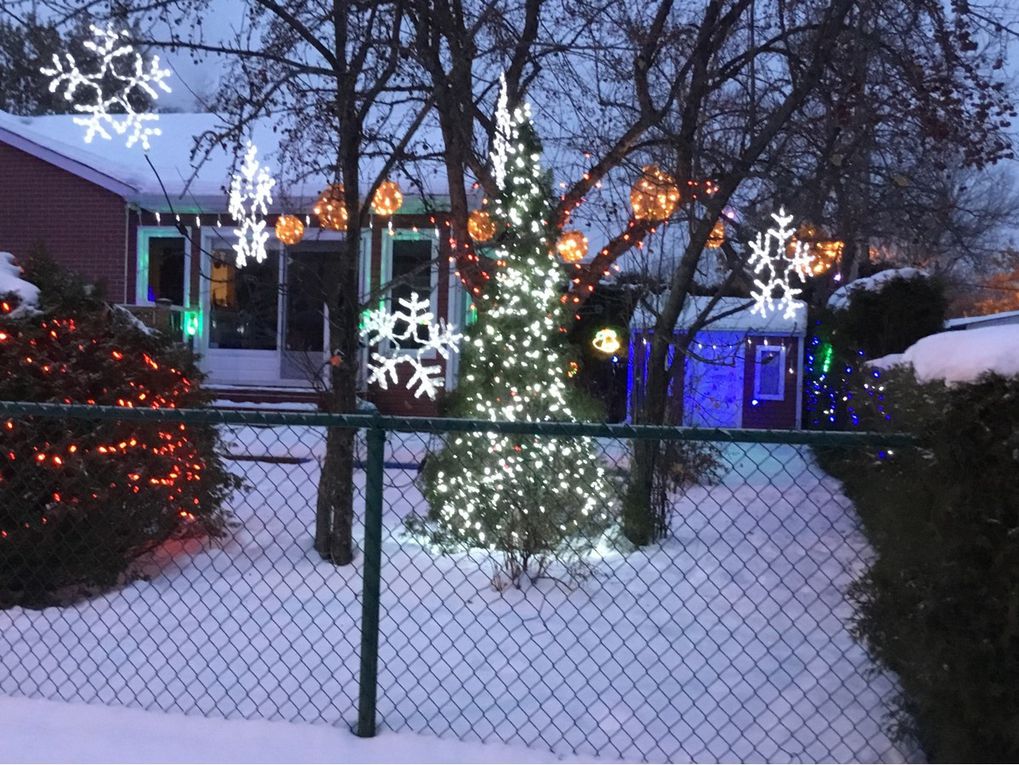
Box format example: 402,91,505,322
422,78,616,584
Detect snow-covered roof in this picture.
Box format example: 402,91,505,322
631,294,807,335
0,111,449,213
869,325,1019,383
827,267,927,311
945,308,1019,330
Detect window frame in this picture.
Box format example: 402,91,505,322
753,343,787,401
135,226,190,308
381,229,440,357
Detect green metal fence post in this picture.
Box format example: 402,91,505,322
355,422,385,738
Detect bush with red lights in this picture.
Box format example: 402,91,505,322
0,256,239,607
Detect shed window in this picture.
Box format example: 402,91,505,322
754,345,786,401
146,236,186,305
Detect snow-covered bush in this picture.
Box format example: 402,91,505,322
807,270,946,428
870,324,1019,383
0,253,239,608
818,367,1019,760
829,270,946,360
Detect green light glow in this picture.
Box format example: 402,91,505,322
820,342,834,375
184,311,200,338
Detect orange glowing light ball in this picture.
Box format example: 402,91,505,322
630,165,680,221
556,230,589,263
467,210,496,241
371,180,403,216
274,214,305,245
314,184,348,231
811,240,844,275
706,219,725,249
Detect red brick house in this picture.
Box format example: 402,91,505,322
0,111,467,415
628,296,807,429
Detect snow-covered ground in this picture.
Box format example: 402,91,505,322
0,695,584,763
0,427,916,763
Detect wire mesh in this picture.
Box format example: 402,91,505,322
0,403,916,763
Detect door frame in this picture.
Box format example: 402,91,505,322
197,228,290,387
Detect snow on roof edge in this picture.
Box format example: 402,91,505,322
0,111,451,210
631,294,807,335
945,308,1019,329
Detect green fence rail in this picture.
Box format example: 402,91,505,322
0,400,916,444
0,400,917,762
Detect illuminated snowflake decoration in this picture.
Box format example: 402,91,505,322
41,24,172,150
747,208,814,320
360,292,462,400
228,142,276,268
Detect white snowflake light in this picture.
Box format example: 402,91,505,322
360,292,462,400
747,208,814,320
41,24,172,150
228,142,276,268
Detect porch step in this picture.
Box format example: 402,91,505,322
208,385,323,411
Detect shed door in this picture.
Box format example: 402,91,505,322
682,332,745,428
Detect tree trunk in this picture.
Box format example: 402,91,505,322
314,225,361,565
624,333,670,546
316,418,357,564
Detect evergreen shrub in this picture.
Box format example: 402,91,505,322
818,368,1019,761
0,254,239,608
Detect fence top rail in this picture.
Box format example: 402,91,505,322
0,400,916,446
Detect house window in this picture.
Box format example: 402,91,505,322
754,344,786,401
145,236,186,305
208,249,279,350
389,238,434,349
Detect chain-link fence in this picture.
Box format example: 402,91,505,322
0,402,917,762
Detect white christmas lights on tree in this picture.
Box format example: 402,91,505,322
422,74,616,582
228,142,276,268
41,24,172,150
490,73,512,192
747,208,814,320
360,292,462,400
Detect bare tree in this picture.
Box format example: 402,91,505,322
36,0,438,565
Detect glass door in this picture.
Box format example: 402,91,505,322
198,237,284,387
280,247,331,382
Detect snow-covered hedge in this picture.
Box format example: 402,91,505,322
819,366,1019,761
869,324,1019,383
0,251,39,315
827,267,927,311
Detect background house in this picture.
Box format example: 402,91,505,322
628,296,807,429
945,309,1019,332
0,111,467,414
